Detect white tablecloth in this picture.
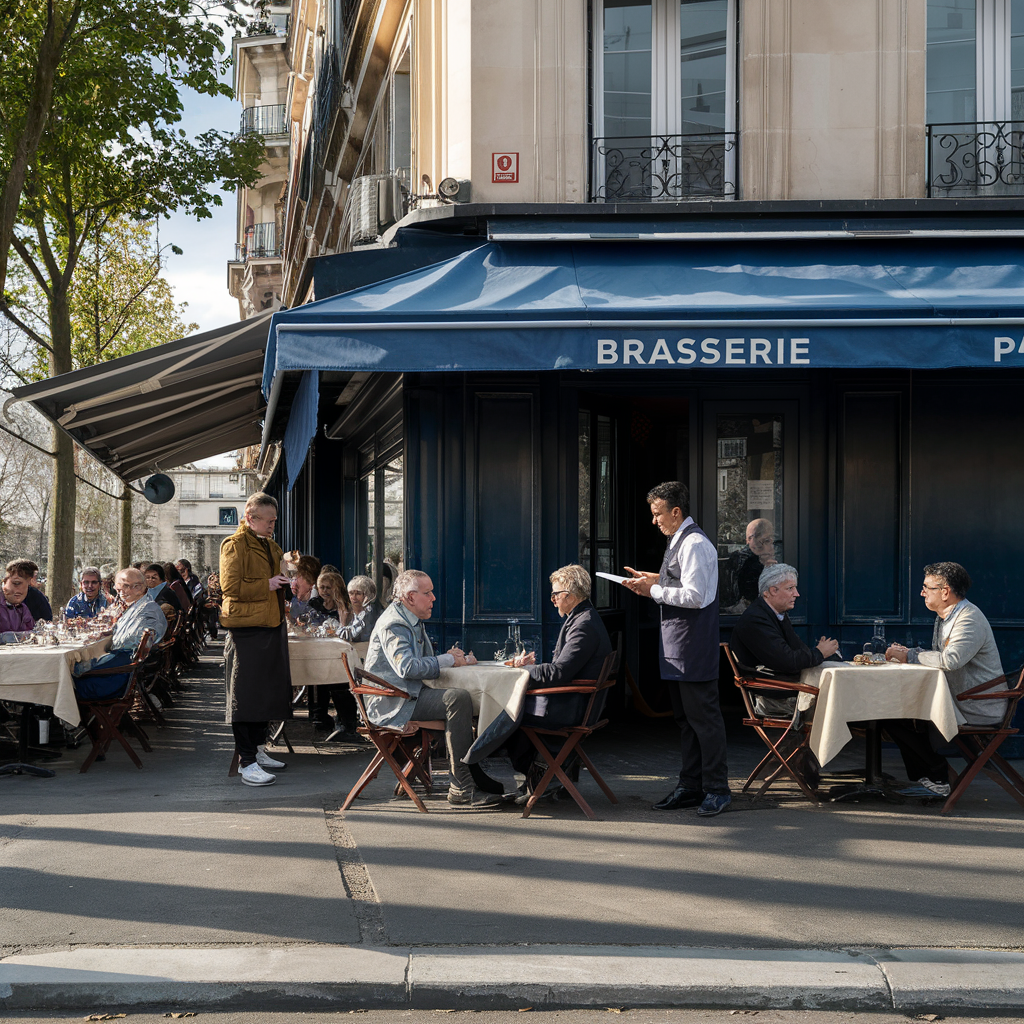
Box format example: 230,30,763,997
433,662,531,732
286,636,363,689
0,636,112,726
800,661,959,766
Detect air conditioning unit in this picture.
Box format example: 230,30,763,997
349,174,406,244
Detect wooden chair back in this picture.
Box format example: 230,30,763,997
942,665,1024,814
76,629,157,773
721,642,821,803
339,653,443,813
519,650,620,819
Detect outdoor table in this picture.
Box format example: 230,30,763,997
798,660,958,799
432,661,531,732
270,636,364,747
286,635,363,689
0,635,112,777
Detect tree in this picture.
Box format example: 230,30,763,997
1,1,264,605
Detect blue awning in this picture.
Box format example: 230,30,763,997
265,239,1024,483
265,240,1024,393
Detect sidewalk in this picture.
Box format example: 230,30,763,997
2,642,1022,1012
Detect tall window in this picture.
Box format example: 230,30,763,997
592,0,737,201
927,0,1024,193
358,438,404,605
579,409,618,609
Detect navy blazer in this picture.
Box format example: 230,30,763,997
729,595,823,679
464,598,611,764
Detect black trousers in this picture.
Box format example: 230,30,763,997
880,718,949,785
669,678,730,795
312,684,358,727
232,721,268,766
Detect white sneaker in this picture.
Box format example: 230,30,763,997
240,763,276,786
256,745,287,770
917,777,951,797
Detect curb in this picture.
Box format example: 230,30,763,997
2,946,1024,1012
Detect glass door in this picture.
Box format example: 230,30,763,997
702,401,798,619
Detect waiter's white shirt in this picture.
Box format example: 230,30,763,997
649,517,719,610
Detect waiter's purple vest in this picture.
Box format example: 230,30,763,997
658,521,720,682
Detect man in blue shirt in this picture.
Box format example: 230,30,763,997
66,566,109,619
73,568,167,700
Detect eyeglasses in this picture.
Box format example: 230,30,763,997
550,590,569,600
921,584,946,592
82,580,100,587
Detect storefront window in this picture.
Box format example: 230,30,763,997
358,439,403,604
579,408,618,609
716,413,783,615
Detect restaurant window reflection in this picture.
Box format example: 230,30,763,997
358,434,404,605
716,414,784,615
579,408,618,609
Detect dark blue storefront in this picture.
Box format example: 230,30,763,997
263,227,1024,731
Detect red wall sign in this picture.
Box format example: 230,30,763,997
492,152,519,183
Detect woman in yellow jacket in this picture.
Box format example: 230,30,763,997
220,492,293,786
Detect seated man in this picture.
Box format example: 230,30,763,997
730,563,839,682
503,563,612,802
362,568,500,808
66,566,109,619
722,518,779,614
175,558,205,601
0,563,36,639
6,559,52,623
73,568,167,700
884,561,1006,798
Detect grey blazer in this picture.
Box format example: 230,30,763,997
362,601,442,728
916,600,1006,725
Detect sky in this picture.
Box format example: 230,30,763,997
161,46,249,469
160,83,243,335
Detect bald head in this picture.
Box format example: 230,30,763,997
746,518,775,554
115,567,147,604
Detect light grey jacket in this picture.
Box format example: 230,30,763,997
362,601,443,728
914,600,1007,725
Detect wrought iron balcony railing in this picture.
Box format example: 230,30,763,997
233,222,281,262
239,103,288,138
590,132,737,202
926,121,1024,197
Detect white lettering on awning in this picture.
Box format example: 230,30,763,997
594,336,813,366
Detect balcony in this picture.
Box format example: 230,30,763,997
926,122,1024,197
239,104,288,138
590,132,737,202
233,222,281,262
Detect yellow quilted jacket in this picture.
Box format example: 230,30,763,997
218,523,284,629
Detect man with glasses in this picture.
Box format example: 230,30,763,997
72,568,166,700
363,568,501,807
883,561,1007,797
66,567,109,619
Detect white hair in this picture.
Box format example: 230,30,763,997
392,569,429,603
759,562,798,595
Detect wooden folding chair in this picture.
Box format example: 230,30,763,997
339,654,446,813
722,643,822,803
76,630,157,774
942,666,1024,814
520,650,619,820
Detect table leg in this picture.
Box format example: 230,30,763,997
0,704,57,779
828,721,903,803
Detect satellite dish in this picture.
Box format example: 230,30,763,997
142,473,175,504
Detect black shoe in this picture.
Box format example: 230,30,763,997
447,786,502,808
654,786,705,810
469,762,505,794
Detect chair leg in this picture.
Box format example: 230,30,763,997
228,750,241,777
376,738,430,812
522,732,596,820
342,751,386,809
943,734,1024,814
575,748,619,804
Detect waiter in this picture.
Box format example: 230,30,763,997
623,481,731,817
